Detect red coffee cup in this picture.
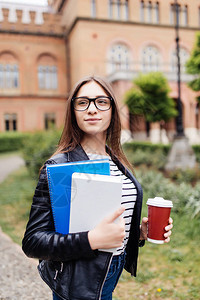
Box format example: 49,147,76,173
146,197,173,244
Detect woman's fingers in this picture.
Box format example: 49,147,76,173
105,206,125,223
164,218,173,242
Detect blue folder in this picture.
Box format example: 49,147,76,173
46,159,110,234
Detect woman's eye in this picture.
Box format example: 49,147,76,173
97,98,108,105
78,100,88,106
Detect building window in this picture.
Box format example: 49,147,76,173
38,65,58,90
147,1,153,23
170,47,190,73
140,1,159,24
124,0,129,20
108,0,129,21
44,113,56,130
170,3,188,27
155,2,159,24
141,45,161,72
117,0,121,19
140,1,145,22
107,43,131,74
182,5,188,27
4,113,17,131
91,0,96,18
199,7,200,27
109,0,112,18
37,54,58,90
0,64,19,89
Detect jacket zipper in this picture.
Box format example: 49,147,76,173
99,254,113,300
54,262,64,280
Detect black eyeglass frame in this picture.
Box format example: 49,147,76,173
72,96,113,111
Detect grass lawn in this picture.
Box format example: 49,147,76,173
0,167,36,244
0,166,199,299
114,205,200,299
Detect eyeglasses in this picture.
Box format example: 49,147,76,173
72,96,113,111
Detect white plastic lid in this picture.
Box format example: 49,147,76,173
146,197,173,208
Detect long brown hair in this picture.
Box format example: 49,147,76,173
52,75,133,172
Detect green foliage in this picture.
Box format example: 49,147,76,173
192,144,200,163
0,132,29,153
124,148,167,170
0,167,36,244
169,167,200,185
124,72,178,123
186,32,200,93
186,183,200,219
123,141,170,170
123,141,170,155
22,130,61,179
123,141,200,182
136,167,200,220
124,89,145,115
0,162,200,299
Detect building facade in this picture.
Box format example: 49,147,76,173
0,0,200,143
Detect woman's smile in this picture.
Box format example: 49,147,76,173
85,118,102,124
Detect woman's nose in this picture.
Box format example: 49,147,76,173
87,101,97,113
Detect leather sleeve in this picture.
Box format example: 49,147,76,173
22,161,97,261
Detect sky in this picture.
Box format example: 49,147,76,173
1,0,48,6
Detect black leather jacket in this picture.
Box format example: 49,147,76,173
22,145,143,300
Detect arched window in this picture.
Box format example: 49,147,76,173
141,45,161,71
0,52,19,89
107,43,132,74
37,54,58,90
170,47,190,73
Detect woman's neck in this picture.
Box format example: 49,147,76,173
81,135,107,156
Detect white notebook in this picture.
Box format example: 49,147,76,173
70,172,123,252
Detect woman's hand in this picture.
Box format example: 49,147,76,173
140,217,173,243
88,206,125,250
164,217,173,243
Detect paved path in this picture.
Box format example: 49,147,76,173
0,154,52,299
0,155,25,183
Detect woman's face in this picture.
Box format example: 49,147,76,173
73,81,112,138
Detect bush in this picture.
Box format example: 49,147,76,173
192,145,200,163
0,132,29,152
124,148,167,170
168,167,200,185
123,141,171,155
135,167,200,218
123,141,200,184
22,130,61,179
186,183,200,219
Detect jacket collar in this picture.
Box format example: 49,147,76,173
68,144,90,162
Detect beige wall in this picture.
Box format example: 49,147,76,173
68,19,197,86
0,0,199,140
0,31,67,132
60,0,200,27
0,34,67,96
0,97,66,132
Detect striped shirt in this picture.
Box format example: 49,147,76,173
87,153,137,255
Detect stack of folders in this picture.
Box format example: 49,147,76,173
46,159,122,252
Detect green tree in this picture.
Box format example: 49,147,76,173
186,32,200,100
124,72,177,139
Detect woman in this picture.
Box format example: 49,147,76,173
22,76,173,300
